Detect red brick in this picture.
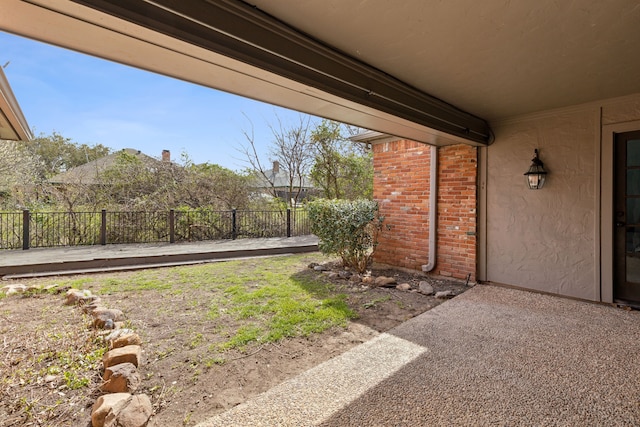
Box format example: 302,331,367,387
373,141,476,280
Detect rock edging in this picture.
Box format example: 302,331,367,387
66,288,152,427
1,284,153,425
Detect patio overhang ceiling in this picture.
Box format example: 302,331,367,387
0,66,32,141
1,0,639,146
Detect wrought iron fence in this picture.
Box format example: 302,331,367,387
0,208,311,250
106,211,170,244
173,209,234,241
0,211,22,250
30,211,102,248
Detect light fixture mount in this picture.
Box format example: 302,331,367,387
524,149,547,190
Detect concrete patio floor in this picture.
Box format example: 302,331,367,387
197,284,640,426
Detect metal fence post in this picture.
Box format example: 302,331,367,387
232,209,237,240
22,209,30,250
287,208,291,237
100,209,107,245
169,209,175,243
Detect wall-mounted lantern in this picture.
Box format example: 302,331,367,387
524,149,547,190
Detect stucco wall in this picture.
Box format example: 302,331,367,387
485,94,640,301
486,108,599,299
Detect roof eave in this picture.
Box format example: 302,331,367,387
0,67,32,141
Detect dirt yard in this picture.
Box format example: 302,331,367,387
0,253,469,426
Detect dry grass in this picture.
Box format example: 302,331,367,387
1,290,106,426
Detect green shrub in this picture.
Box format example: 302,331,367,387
307,199,383,273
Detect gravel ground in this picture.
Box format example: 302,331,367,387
197,285,640,427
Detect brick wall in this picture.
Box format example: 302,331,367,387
372,140,477,280
373,140,431,270
436,144,477,280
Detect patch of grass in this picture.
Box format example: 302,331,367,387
189,333,204,349
206,302,221,320
175,262,251,289
209,261,355,348
363,296,391,309
394,299,406,309
63,371,90,390
218,324,263,351
223,284,245,296
16,397,36,419
203,356,226,368
155,347,176,360
1,303,105,424
268,295,354,340
100,272,172,293
183,411,193,426
68,277,94,288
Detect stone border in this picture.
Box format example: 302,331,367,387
1,284,153,427
65,288,152,427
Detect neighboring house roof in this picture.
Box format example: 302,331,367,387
0,66,32,141
48,148,158,185
252,161,314,191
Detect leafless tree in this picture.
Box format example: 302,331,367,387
0,140,42,208
239,113,315,208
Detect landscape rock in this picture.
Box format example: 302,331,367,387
103,345,142,369
418,281,434,295
338,270,352,279
349,274,362,283
374,276,397,287
361,276,373,284
65,289,92,306
111,333,142,349
435,290,454,299
396,283,411,291
105,329,136,342
313,264,329,271
92,393,131,427
78,294,101,306
2,284,26,296
103,394,152,427
93,308,125,328
102,363,141,393
25,284,43,293
82,299,104,314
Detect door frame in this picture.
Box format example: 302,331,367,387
601,119,640,303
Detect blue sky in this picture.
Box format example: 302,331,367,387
0,31,316,171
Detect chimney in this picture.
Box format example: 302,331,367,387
273,160,279,173
162,149,170,162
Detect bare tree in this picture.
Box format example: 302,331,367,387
0,140,42,208
239,114,315,208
